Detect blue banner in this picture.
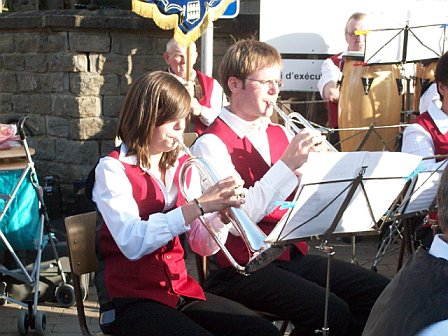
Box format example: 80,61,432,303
132,0,234,45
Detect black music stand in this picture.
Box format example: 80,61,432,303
265,151,422,335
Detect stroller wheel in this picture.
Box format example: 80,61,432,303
0,281,6,306
55,283,76,308
35,311,47,335
18,310,29,335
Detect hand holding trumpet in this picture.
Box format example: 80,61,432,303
195,176,247,215
281,129,328,172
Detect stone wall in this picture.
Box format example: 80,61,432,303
0,9,259,214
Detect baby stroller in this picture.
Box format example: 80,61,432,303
0,116,70,335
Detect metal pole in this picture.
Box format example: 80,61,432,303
201,21,214,76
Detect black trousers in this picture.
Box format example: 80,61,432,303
113,292,280,336
204,250,390,336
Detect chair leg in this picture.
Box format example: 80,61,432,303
72,274,93,336
278,320,289,335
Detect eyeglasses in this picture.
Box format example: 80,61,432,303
245,78,284,89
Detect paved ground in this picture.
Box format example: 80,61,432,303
0,233,407,336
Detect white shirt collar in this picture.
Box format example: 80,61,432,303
219,107,272,138
427,101,448,135
429,234,448,261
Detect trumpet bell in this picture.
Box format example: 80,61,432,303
245,245,286,273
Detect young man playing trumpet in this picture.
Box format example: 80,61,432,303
188,39,390,336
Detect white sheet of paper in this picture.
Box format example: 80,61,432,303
266,151,422,244
364,25,446,64
399,169,443,215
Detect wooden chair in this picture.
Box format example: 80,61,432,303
65,211,107,336
194,253,290,335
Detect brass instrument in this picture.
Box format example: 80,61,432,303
177,139,286,274
270,101,338,152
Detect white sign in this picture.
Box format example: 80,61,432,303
280,59,323,91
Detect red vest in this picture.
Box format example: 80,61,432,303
98,151,205,307
415,111,448,159
414,111,448,223
204,118,308,269
193,71,215,135
326,53,343,129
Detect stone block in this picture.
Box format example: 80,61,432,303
102,95,123,117
52,94,78,117
48,52,88,72
52,95,100,118
70,72,102,96
55,138,99,165
25,54,48,73
70,116,116,140
78,96,102,118
110,34,156,55
0,33,15,53
16,73,67,93
13,94,51,115
14,33,41,53
47,116,69,138
99,139,117,157
27,136,56,161
91,53,130,75
69,32,110,53
0,93,13,114
36,33,68,53
0,72,17,93
16,73,38,92
99,74,119,95
130,54,164,76
40,73,69,93
2,53,26,71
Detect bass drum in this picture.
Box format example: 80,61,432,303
413,60,438,113
338,59,402,152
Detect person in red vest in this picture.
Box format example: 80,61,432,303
188,39,390,336
164,38,227,135
91,71,280,336
317,12,367,144
402,52,448,171
362,164,448,336
401,52,448,248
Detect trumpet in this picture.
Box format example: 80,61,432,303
176,139,286,274
270,101,338,152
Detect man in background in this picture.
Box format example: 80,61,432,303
317,12,367,142
164,38,227,135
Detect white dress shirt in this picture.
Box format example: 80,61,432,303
402,101,448,171
187,108,300,255
415,234,448,336
317,54,343,99
419,82,441,114
168,69,227,126
92,144,190,261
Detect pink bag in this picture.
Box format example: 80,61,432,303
0,124,20,150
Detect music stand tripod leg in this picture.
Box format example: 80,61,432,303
315,241,335,336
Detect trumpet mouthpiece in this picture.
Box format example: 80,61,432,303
176,137,194,158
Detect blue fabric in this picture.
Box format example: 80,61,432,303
138,0,228,34
0,169,42,250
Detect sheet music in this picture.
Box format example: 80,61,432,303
266,151,422,244
399,169,443,215
364,24,446,64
